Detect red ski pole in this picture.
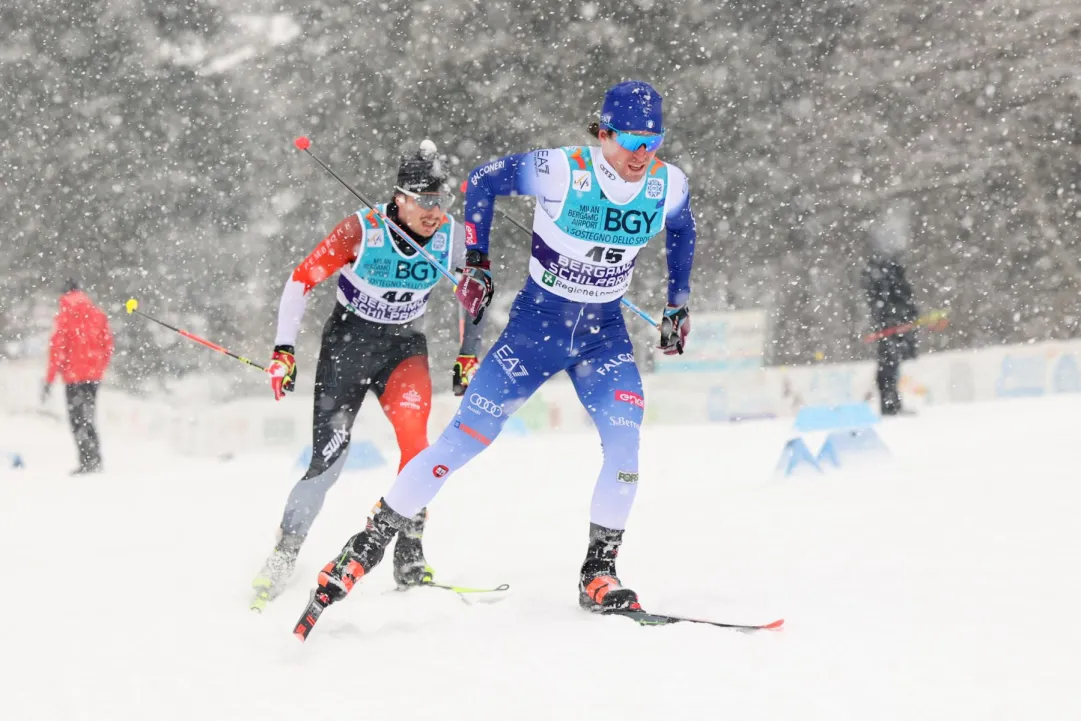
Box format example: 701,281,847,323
862,309,949,344
124,298,268,372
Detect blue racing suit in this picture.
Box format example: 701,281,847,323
383,145,696,530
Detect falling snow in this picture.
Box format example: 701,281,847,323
3,1,1080,377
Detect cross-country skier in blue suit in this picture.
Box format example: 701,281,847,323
294,80,697,638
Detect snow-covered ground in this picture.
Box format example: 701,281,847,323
1,392,1079,720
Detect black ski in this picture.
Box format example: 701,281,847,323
604,609,784,632
294,592,780,642
293,590,332,642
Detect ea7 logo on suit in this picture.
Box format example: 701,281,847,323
494,344,528,379
534,151,550,175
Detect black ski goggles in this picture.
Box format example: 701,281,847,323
395,186,454,210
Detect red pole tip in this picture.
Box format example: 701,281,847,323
294,136,311,151
459,180,467,193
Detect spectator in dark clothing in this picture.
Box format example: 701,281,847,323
862,255,919,416
43,280,114,474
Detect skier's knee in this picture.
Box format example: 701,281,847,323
599,425,640,461
440,416,498,454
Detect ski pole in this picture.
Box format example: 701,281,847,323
861,309,949,344
458,181,660,328
293,137,458,287
124,299,268,372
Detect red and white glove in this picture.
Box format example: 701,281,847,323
268,345,297,400
454,251,493,324
452,354,479,396
658,305,690,355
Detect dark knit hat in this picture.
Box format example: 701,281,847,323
396,139,448,194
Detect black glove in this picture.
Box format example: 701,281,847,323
454,250,494,324
658,305,690,355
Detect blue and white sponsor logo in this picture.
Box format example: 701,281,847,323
646,178,664,200
494,344,528,379
470,160,506,186
596,352,635,376
469,392,503,417
534,150,550,176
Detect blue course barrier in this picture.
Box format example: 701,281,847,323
774,437,821,476
1,452,25,469
816,428,890,469
794,403,879,433
777,402,888,477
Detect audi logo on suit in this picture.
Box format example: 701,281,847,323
469,393,503,417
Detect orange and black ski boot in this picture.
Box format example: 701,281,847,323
578,523,642,612
294,499,407,641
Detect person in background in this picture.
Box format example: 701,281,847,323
862,252,919,416
43,280,114,474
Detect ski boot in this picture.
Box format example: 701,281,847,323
251,530,304,611
393,508,435,589
295,500,407,639
293,500,407,640
578,523,642,612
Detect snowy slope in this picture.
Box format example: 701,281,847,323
1,394,1079,721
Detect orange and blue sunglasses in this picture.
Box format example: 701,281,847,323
602,123,666,153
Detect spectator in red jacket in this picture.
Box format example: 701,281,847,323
43,280,114,474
